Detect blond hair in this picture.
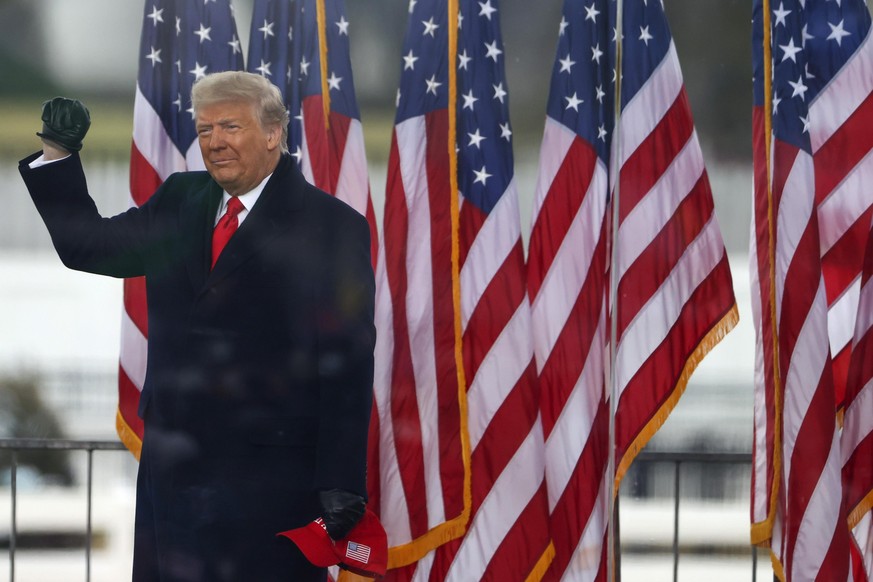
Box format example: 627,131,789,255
191,71,290,154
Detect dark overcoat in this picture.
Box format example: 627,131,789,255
19,152,376,582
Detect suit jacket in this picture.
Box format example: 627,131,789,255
20,152,375,581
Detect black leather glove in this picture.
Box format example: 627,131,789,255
36,97,91,152
319,488,366,541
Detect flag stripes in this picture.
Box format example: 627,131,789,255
813,25,873,405
375,109,469,559
844,212,873,580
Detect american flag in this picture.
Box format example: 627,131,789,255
246,0,377,259
527,0,737,578
371,0,552,578
345,541,372,564
750,0,853,578
120,0,243,456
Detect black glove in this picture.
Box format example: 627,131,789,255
36,97,91,152
319,488,366,541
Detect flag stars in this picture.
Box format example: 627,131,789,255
404,49,419,70
172,94,182,111
408,0,417,14
422,17,439,37
256,59,272,77
147,6,164,26
228,35,241,55
598,125,608,141
585,3,600,22
780,37,801,62
612,26,623,43
499,122,512,141
336,16,349,35
260,19,275,39
788,75,808,99
591,43,603,63
639,25,653,45
468,129,486,148
559,16,569,36
800,114,810,133
458,11,464,29
327,72,343,91
773,3,790,27
595,84,605,103
473,165,492,185
772,93,782,115
194,23,212,43
484,40,503,62
175,16,181,36
458,49,471,70
493,82,507,103
190,61,207,80
559,53,575,73
292,145,303,164
462,90,478,110
425,74,442,95
479,0,497,20
827,20,851,45
802,24,814,46
565,92,583,111
146,46,162,66
300,56,311,75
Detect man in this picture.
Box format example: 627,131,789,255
19,71,376,582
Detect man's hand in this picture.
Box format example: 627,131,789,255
319,489,366,541
36,97,91,156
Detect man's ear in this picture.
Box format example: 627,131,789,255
266,124,282,151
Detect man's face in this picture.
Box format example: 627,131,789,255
196,100,281,196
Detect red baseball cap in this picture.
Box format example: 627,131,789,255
278,507,388,578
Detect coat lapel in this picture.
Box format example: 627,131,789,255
182,178,223,293
205,155,305,287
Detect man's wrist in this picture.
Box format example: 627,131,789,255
41,139,71,161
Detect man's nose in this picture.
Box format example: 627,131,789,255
209,130,226,149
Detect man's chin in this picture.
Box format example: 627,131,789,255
207,168,237,188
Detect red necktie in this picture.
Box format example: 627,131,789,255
211,197,245,269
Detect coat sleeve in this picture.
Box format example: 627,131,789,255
313,205,376,498
19,151,165,278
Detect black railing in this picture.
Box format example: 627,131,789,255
0,439,760,582
1,438,127,582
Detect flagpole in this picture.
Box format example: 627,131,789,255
315,0,331,129
607,0,624,580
